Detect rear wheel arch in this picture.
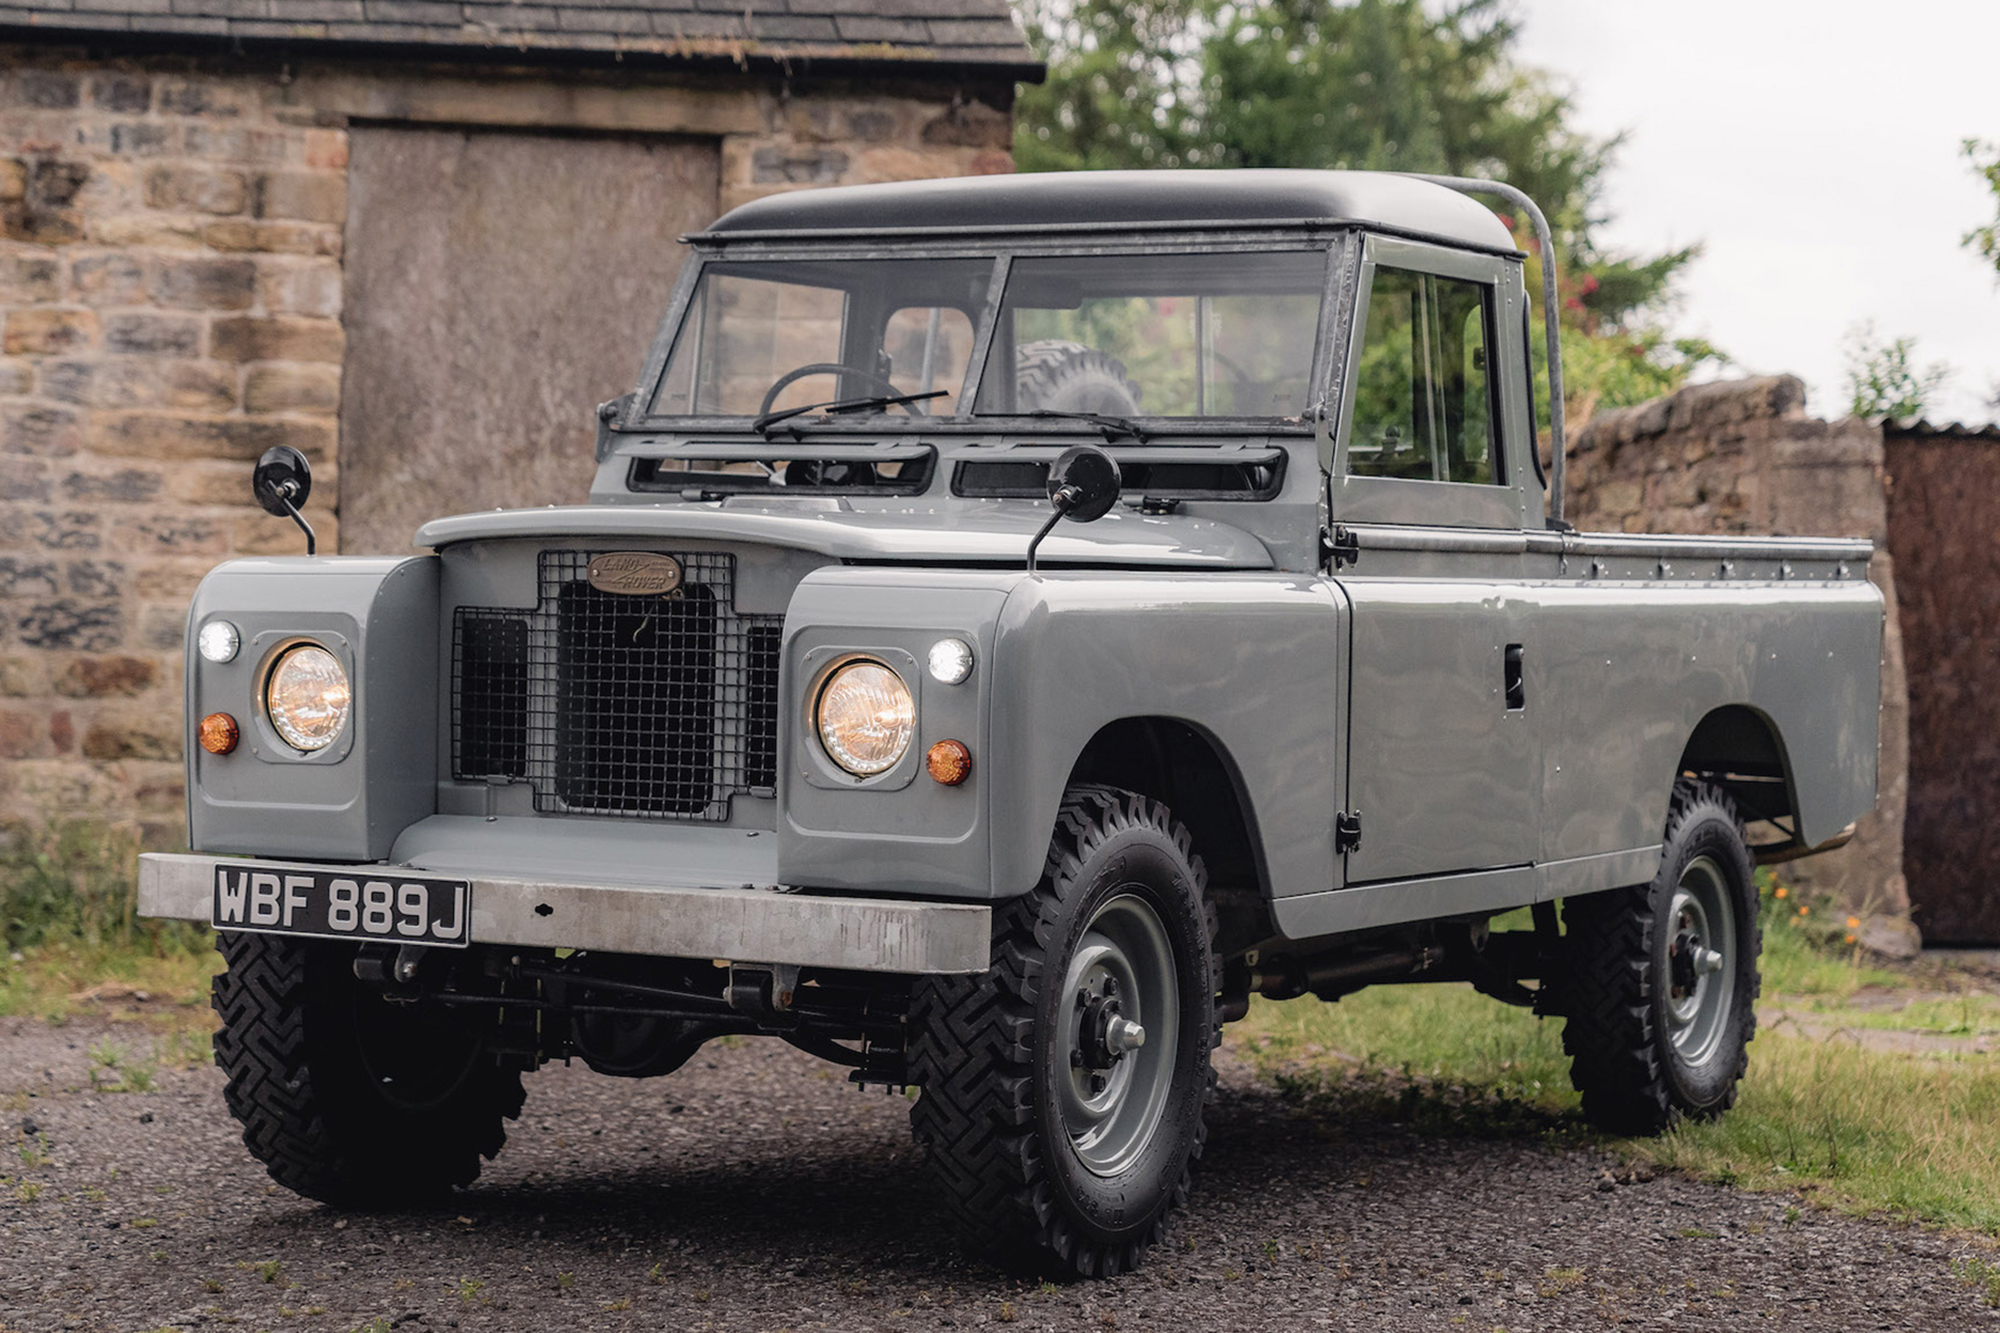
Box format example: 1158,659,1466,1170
1677,704,1798,850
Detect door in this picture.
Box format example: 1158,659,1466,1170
339,126,721,554
1334,239,1537,884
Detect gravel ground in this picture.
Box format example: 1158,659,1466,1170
1,1015,1994,1333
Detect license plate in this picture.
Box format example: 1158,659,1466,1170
211,864,472,948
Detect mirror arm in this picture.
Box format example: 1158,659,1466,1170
277,491,317,556
1025,490,1077,575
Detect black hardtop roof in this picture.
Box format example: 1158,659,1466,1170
699,168,1519,250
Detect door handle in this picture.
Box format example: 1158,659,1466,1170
1504,643,1525,710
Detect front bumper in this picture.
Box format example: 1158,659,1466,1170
136,852,992,975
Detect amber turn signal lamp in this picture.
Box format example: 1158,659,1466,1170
199,712,240,756
926,739,972,786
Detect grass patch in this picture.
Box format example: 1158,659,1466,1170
1233,883,2000,1235
0,939,220,1034
0,819,217,1031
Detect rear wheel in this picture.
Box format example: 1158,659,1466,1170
909,785,1217,1276
1559,780,1761,1133
211,931,524,1205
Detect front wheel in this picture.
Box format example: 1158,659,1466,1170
908,786,1217,1277
1559,780,1761,1134
211,931,525,1205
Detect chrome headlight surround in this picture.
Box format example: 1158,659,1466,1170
813,657,916,777
263,641,352,753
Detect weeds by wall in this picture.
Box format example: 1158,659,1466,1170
0,817,203,954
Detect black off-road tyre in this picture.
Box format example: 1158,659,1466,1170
211,930,525,1205
1015,339,1145,416
908,785,1218,1277
1559,780,1761,1134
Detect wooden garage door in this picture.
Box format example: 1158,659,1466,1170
339,126,719,553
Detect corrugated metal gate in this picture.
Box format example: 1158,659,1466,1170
1885,422,2000,944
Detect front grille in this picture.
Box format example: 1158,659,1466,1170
452,551,782,821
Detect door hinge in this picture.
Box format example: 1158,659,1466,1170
1320,525,1359,571
1335,810,1363,855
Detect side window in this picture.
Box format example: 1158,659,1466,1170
1348,267,1499,485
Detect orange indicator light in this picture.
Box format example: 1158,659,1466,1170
199,712,240,755
926,739,972,786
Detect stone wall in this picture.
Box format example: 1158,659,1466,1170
0,47,1014,846
1566,376,1915,943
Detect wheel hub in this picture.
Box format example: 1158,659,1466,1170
1073,978,1148,1072
1663,855,1738,1068
1053,893,1179,1178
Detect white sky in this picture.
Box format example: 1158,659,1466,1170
1511,0,2000,423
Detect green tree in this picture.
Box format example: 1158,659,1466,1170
1964,138,2000,276
1012,0,1717,418
1842,323,1951,422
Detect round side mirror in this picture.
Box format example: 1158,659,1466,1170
252,446,313,517
1047,444,1122,524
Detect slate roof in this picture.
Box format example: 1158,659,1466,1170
0,0,1040,73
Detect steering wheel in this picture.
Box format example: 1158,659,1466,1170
758,362,909,418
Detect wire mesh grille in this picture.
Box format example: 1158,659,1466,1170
452,551,782,821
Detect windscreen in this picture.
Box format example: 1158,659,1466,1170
972,250,1327,421
651,257,994,419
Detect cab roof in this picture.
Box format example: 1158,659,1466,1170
697,169,1519,252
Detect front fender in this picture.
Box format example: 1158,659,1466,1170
186,555,438,861
988,573,1345,902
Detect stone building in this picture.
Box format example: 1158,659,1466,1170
0,2,1036,843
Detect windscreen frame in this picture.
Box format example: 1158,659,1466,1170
623,231,1354,438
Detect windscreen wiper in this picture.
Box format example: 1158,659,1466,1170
1026,409,1151,444
752,389,947,437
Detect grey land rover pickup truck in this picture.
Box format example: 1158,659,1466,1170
137,169,1882,1277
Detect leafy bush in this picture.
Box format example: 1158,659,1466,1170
0,819,205,955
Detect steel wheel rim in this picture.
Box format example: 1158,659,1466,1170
1055,893,1180,1178
1664,854,1737,1068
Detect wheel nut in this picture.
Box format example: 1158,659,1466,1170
1104,1014,1147,1054
1090,1073,1107,1095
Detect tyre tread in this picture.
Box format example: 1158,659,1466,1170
1559,779,1760,1134
908,785,1217,1277
211,931,523,1205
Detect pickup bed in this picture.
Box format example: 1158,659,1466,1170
140,169,1880,1278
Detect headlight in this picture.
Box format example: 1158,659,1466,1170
815,659,915,776
265,643,350,752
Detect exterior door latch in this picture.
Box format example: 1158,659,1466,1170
1335,810,1363,854
1320,525,1359,570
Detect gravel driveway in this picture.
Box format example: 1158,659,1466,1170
1,1016,1992,1333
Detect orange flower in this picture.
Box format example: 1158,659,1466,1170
1774,886,1789,900
1797,905,1810,916
1845,934,1858,944
1846,916,1861,929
